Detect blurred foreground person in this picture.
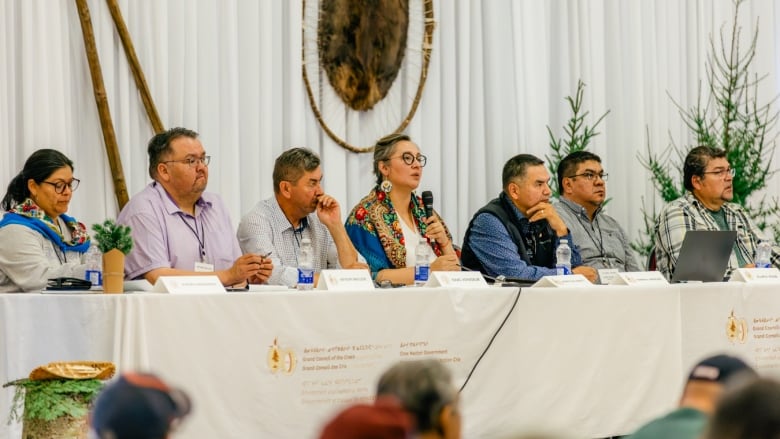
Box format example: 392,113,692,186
319,397,414,439
703,376,780,439
90,372,191,439
376,359,461,439
627,354,756,439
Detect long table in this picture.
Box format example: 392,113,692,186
1,283,779,439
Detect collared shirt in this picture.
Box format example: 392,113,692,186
466,201,582,280
236,197,342,287
118,182,242,280
654,191,777,280
556,197,642,272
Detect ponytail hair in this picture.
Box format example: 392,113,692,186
2,149,74,210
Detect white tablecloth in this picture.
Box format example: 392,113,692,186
2,283,778,438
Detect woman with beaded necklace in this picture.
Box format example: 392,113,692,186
345,134,460,285
0,149,90,292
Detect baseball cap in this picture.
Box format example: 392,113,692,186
90,372,191,439
319,397,415,439
687,354,755,383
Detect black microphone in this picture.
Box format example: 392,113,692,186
422,190,434,219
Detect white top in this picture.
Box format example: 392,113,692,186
0,224,88,292
399,217,435,268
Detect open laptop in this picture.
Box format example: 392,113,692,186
671,230,737,282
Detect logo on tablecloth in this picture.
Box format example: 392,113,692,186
267,338,297,375
726,310,748,344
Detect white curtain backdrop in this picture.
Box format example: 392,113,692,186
1,0,779,267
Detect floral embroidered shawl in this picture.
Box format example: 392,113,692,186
345,187,452,276
0,198,90,253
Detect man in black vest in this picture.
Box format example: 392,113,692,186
461,154,597,282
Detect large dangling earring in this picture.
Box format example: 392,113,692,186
380,178,393,193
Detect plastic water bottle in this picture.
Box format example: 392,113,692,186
755,240,772,268
297,238,314,290
414,240,430,286
555,239,572,275
84,242,103,286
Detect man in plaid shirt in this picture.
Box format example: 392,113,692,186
654,146,778,280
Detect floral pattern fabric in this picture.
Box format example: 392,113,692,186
0,198,90,252
345,187,451,275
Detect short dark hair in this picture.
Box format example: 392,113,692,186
147,127,199,180
502,154,544,189
373,133,411,186
705,377,780,439
2,149,74,210
557,150,602,195
683,146,727,191
272,148,321,193
376,359,457,434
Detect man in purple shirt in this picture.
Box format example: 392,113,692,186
118,127,272,286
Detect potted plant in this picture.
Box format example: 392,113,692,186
3,361,114,439
91,220,133,293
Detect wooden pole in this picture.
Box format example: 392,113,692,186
105,0,165,134
74,0,129,209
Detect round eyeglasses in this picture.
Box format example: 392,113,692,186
42,179,80,194
389,152,427,167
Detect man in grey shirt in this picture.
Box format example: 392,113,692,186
237,148,367,287
555,151,641,276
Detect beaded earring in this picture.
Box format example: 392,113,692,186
380,178,393,193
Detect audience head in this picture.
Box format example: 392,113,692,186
679,354,756,415
373,133,427,193
501,154,550,216
2,149,78,218
90,372,191,439
704,376,780,439
376,359,460,439
557,151,606,210
319,396,415,439
683,146,733,209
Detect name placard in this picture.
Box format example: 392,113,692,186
531,274,593,288
153,276,226,294
608,271,669,286
597,268,620,285
425,271,489,288
317,269,375,291
729,267,780,283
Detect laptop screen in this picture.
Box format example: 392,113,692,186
671,230,737,283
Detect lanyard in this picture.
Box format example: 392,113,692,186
178,213,206,263
563,203,609,267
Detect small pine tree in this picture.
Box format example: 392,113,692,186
634,0,779,258
546,80,609,196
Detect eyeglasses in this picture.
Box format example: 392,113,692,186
701,167,735,179
389,152,427,167
42,179,80,194
567,172,608,182
163,156,211,168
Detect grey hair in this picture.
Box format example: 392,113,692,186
376,359,457,433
